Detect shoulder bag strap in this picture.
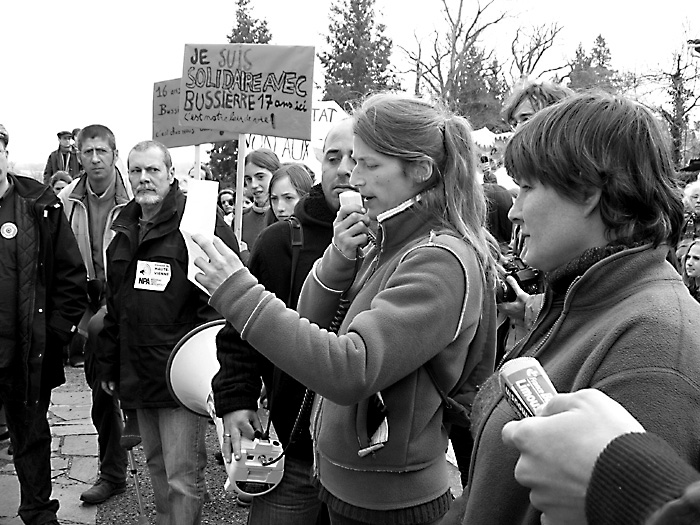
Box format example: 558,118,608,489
424,361,456,410
266,216,305,438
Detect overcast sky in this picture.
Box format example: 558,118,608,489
2,0,698,171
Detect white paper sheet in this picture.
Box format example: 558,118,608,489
179,179,219,294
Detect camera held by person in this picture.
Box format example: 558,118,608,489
496,256,541,303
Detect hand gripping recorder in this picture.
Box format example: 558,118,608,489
499,357,557,418
166,320,284,498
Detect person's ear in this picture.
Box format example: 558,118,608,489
581,187,602,217
407,159,432,186
169,166,176,184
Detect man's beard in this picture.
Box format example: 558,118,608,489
135,193,163,207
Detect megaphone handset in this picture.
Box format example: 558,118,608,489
230,435,285,497
213,414,284,497
220,408,264,463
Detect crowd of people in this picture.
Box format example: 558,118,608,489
1,80,700,525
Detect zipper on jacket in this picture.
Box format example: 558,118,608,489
497,275,581,369
469,275,582,495
531,275,581,357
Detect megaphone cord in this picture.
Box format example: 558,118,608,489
261,388,315,466
261,255,362,467
262,296,353,467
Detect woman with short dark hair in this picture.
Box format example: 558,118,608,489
447,92,700,525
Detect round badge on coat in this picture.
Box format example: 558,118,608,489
1,222,17,239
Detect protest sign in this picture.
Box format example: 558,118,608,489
245,100,347,177
180,44,314,140
153,78,237,148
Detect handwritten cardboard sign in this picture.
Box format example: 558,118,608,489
153,78,238,148
179,44,314,141
245,100,348,176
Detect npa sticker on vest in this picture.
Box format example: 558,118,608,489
134,261,171,291
1,222,17,239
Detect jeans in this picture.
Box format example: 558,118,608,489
138,406,208,525
0,368,59,525
86,306,127,484
247,455,329,525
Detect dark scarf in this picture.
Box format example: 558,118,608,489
303,184,336,223
547,241,647,296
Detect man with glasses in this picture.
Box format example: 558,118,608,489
0,123,87,525
43,130,81,185
57,124,133,505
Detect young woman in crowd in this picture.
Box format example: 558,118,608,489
238,148,281,262
682,239,700,302
193,92,498,525
443,92,700,525
50,170,73,195
268,163,314,222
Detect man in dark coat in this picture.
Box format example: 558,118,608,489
96,140,238,525
0,123,88,525
212,119,355,524
43,130,81,185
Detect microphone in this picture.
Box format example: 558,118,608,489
339,190,363,208
499,357,557,418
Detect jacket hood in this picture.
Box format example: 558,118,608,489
294,184,336,228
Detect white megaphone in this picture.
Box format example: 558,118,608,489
166,320,285,497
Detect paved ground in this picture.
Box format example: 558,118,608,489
0,367,98,525
0,366,463,525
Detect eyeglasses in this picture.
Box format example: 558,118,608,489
80,147,113,159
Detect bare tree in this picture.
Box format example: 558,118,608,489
648,50,700,169
400,0,505,105
509,24,565,80
410,31,424,96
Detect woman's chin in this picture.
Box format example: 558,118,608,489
364,201,380,220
